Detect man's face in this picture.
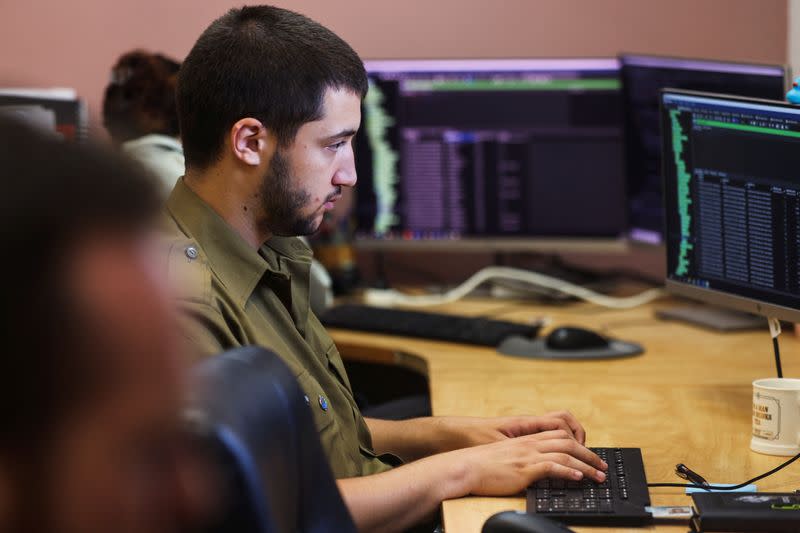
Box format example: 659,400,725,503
259,87,361,236
45,233,205,533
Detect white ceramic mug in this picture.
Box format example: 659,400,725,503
751,378,800,456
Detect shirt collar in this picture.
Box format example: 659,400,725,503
167,178,301,306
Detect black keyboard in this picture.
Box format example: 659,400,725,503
319,304,540,347
527,447,652,527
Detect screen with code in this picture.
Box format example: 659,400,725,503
354,59,627,241
662,91,800,310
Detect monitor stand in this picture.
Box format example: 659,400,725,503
655,305,766,332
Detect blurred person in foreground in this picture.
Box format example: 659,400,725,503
0,117,207,533
103,50,185,196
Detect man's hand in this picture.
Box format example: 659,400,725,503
456,429,607,495
433,411,586,453
367,411,587,461
338,429,606,533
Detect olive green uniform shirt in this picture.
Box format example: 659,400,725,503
163,178,392,478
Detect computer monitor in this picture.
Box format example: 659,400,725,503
353,58,627,251
621,54,787,244
661,89,800,322
0,88,88,141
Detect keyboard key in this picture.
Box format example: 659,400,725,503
535,499,550,512
598,500,614,513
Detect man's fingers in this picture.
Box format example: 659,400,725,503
532,417,576,439
532,438,607,474
524,429,574,442
537,452,606,483
500,416,574,439
529,461,585,482
545,410,586,444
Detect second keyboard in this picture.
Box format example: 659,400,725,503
319,304,541,347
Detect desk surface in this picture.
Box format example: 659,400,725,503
329,296,800,533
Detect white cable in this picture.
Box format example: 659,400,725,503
363,266,665,310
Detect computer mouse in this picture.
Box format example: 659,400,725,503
545,326,610,351
498,327,643,360
482,511,576,532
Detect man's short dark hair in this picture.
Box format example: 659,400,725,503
0,117,160,524
177,5,368,170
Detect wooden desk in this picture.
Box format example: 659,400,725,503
329,297,800,533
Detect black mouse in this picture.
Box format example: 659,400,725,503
482,511,576,532
545,326,610,351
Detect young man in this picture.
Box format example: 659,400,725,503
167,6,607,531
0,118,212,532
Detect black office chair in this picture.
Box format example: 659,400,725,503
190,346,357,533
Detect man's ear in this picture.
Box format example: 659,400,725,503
230,118,271,166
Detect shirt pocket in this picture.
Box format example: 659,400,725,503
294,369,360,478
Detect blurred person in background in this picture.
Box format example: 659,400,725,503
0,116,209,533
103,50,184,195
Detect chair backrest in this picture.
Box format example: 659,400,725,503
191,346,357,533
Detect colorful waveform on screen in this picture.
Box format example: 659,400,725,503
671,109,693,277
363,80,399,234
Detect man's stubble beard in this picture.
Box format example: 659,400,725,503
258,148,318,237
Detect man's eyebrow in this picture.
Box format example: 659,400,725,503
322,129,358,143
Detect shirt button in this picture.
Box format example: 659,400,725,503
185,246,198,260
318,395,329,411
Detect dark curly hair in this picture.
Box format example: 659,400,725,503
103,50,181,143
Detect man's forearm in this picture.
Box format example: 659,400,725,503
339,430,608,532
365,417,457,461
337,453,470,533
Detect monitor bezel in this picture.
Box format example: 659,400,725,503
620,53,787,77
659,88,800,323
620,53,789,245
362,57,621,73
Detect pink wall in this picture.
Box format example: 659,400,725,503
0,0,788,138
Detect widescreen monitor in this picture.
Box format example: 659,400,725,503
661,89,800,322
622,54,786,243
353,58,627,250
0,88,88,141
